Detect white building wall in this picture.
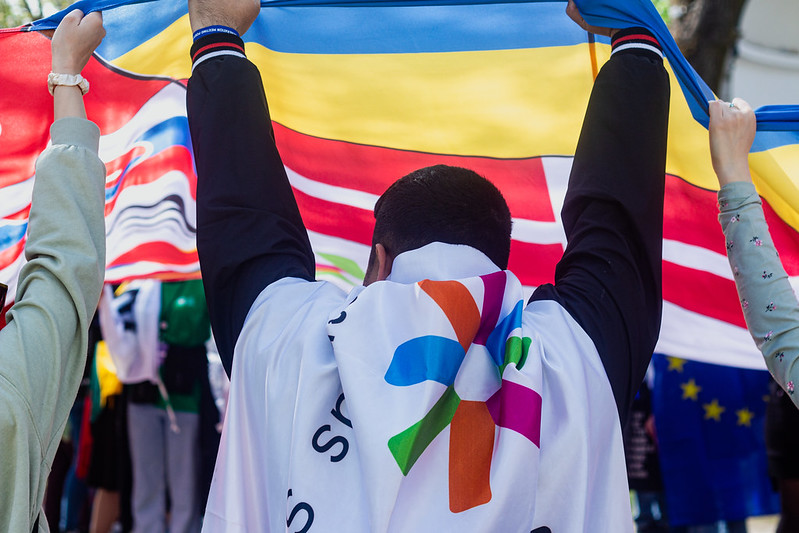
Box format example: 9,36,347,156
727,0,799,107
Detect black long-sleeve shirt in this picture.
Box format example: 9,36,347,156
186,27,669,425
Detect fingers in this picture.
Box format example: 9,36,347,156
51,8,106,75
710,98,755,126
61,8,84,25
708,99,724,125
54,8,85,38
71,10,105,43
55,8,104,38
80,11,105,33
81,11,106,48
731,97,752,114
565,0,585,29
565,0,615,38
708,98,756,186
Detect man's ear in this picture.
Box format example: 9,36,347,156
364,243,393,286
375,243,393,282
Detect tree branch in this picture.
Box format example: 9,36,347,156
671,0,747,93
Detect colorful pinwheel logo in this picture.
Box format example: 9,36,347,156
384,271,542,513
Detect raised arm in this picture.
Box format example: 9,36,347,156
713,98,799,407
0,11,106,531
186,0,316,374
531,3,670,424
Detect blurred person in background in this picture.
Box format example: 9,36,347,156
100,279,210,533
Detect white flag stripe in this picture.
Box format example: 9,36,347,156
308,230,371,263
107,218,196,256
98,84,188,162
540,156,571,249
289,163,569,247
0,177,34,217
511,218,567,245
106,261,200,281
656,300,765,370
662,239,734,280
107,219,196,263
0,252,25,304
286,166,380,211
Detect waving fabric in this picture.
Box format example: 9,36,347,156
2,0,799,370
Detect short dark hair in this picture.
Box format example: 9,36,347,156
372,165,512,269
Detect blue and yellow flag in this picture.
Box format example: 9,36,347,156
2,0,799,370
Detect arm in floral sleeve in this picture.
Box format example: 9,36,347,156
719,181,799,405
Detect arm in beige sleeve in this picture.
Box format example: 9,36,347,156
0,116,106,532
0,9,106,529
719,181,799,407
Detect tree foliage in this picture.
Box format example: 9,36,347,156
0,0,74,28
652,0,671,24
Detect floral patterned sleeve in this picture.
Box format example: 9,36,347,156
719,181,799,406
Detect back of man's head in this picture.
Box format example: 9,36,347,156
372,165,512,269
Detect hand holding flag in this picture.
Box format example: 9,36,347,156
566,0,617,39
709,98,757,187
51,9,105,76
50,9,105,121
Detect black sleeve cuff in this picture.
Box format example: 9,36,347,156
610,27,663,58
190,32,247,69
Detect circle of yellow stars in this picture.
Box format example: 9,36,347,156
668,357,758,427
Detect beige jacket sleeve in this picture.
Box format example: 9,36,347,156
719,180,799,408
0,117,106,533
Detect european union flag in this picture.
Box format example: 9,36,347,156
651,353,779,526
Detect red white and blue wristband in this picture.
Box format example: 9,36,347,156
191,26,246,71
610,28,663,59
